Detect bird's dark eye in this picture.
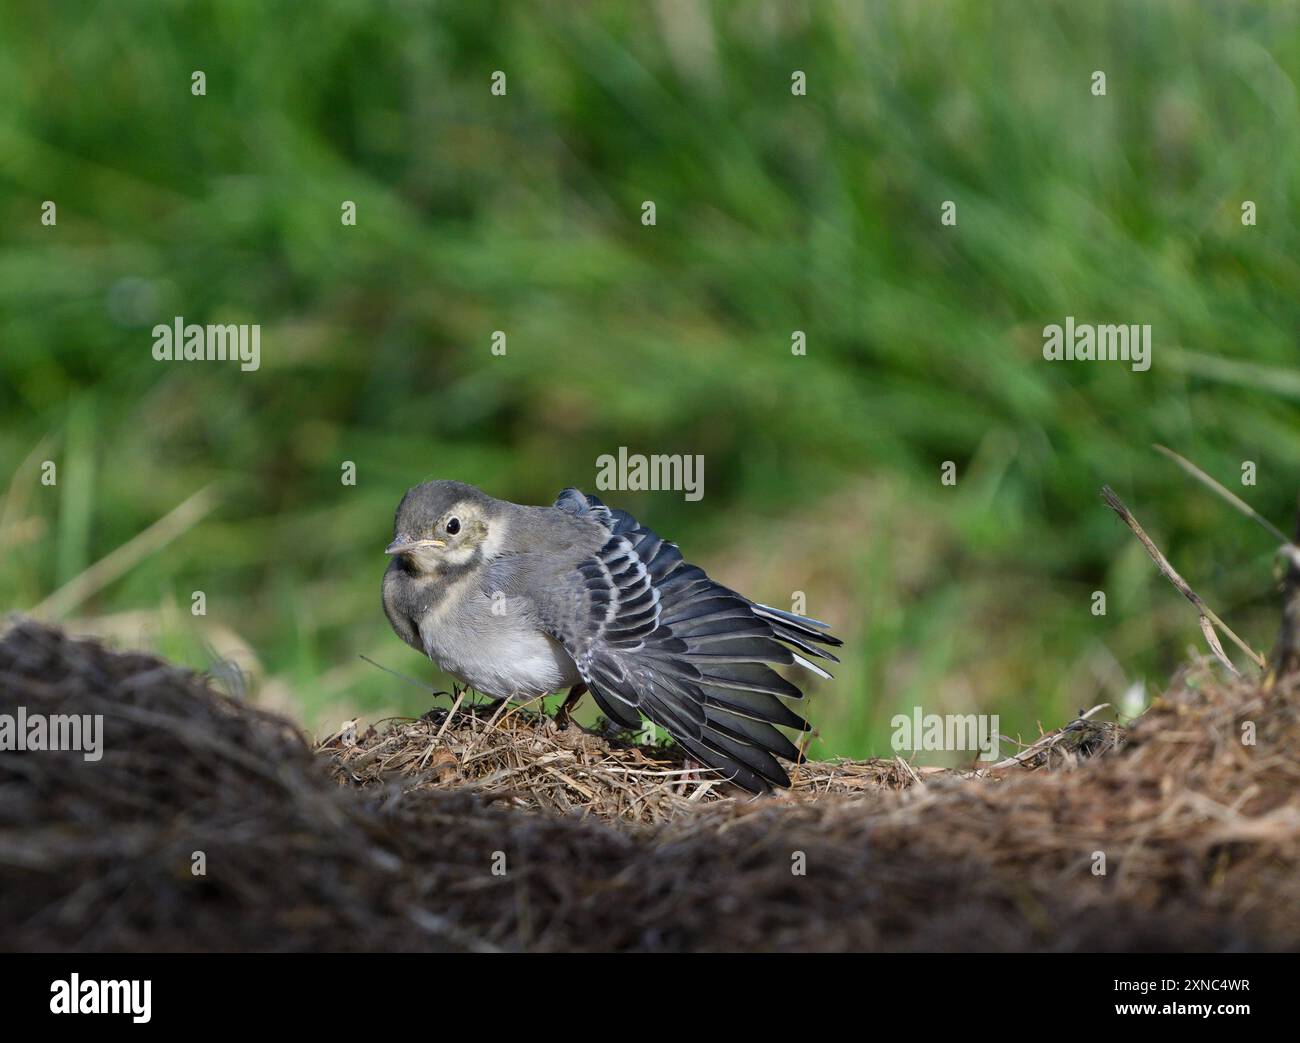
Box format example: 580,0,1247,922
445,517,461,535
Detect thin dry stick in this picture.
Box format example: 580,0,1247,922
32,485,219,619
0,435,54,552
435,688,466,739
1100,486,1265,671
358,654,444,697
895,755,923,786
1153,444,1289,544
1198,615,1240,679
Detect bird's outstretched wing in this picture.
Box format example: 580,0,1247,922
538,488,843,792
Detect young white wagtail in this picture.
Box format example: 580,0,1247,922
382,481,842,792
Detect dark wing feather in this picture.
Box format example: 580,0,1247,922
542,489,844,792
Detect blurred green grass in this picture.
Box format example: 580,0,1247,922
1,0,1298,762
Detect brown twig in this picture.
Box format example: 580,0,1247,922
1152,444,1290,543
1100,486,1265,672
31,485,219,619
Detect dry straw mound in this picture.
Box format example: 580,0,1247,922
318,694,1120,820
2,620,1297,951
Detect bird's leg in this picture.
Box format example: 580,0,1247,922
676,756,703,793
554,683,588,730
471,685,511,716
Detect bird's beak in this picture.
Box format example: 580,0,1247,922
385,536,446,555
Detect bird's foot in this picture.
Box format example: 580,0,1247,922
553,683,588,731
418,686,459,722
476,693,510,717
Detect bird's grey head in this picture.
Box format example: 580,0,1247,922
385,480,501,575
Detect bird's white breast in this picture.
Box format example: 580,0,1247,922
418,601,581,698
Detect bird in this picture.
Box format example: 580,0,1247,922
381,480,843,792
